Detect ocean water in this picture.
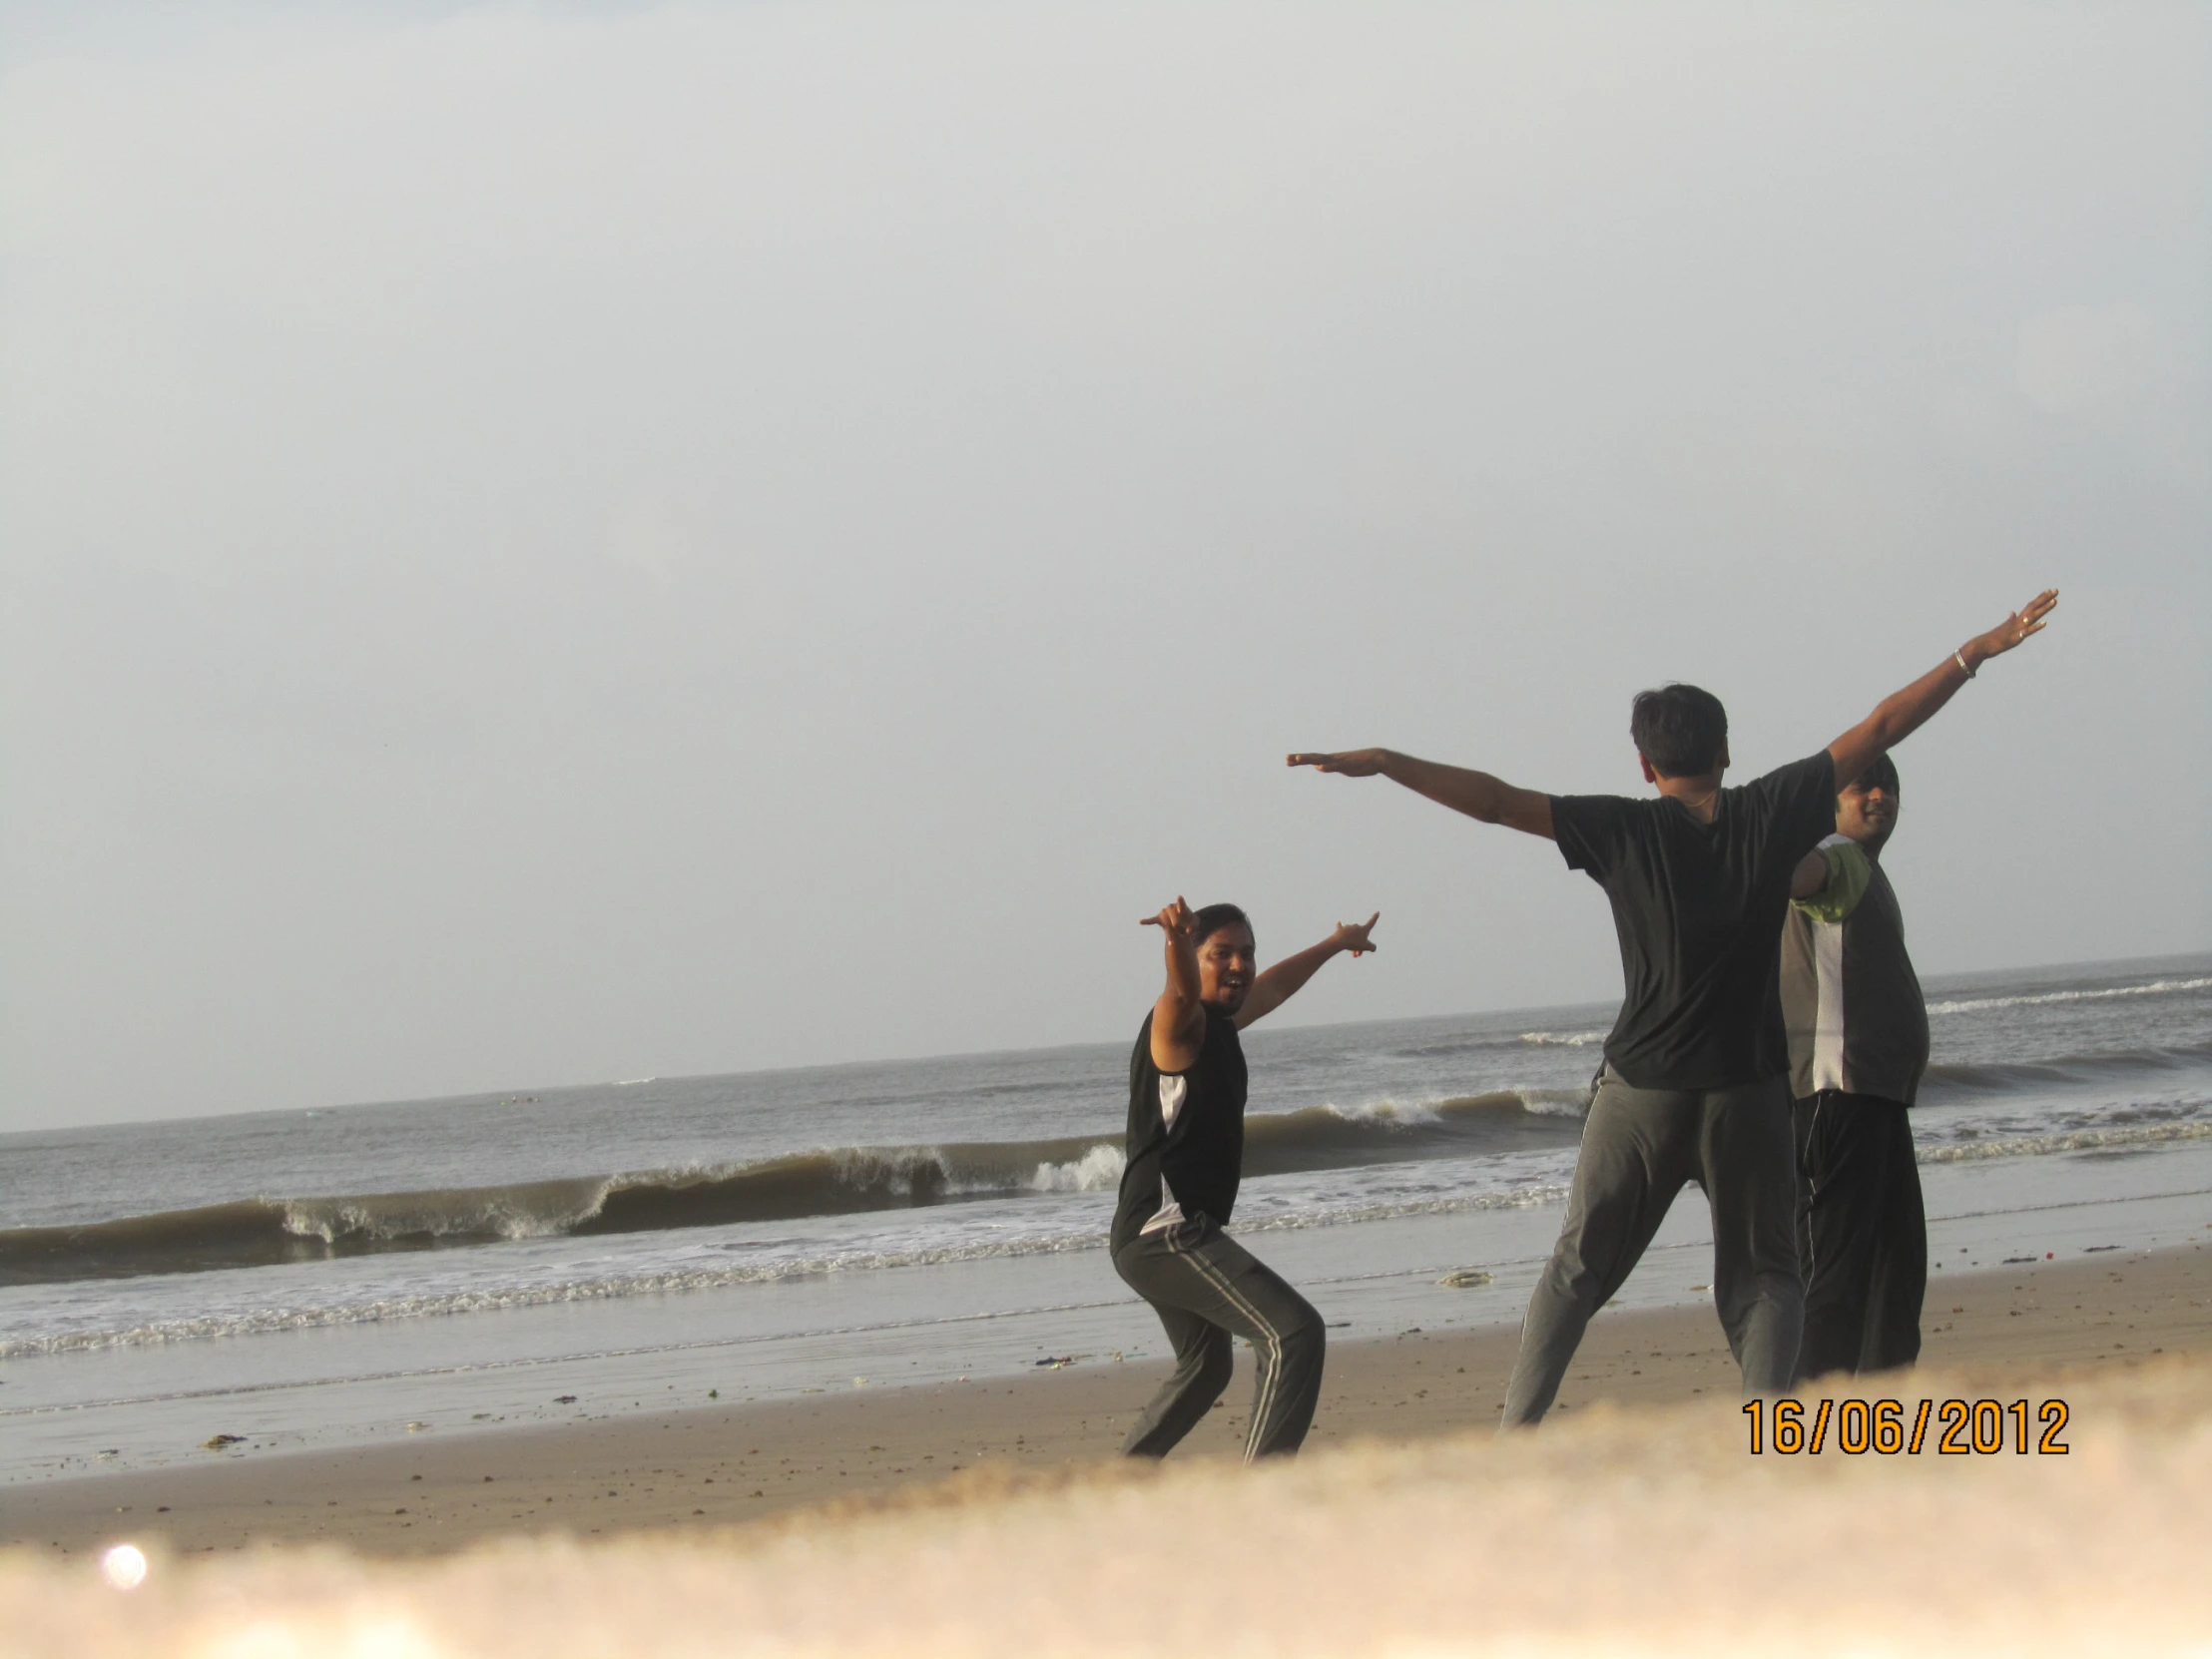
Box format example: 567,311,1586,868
2,954,2208,1477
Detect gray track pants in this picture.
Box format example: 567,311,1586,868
1111,1214,1326,1460
1501,1066,1803,1427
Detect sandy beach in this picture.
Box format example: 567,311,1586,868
7,1236,2204,1563
4,1246,2210,1657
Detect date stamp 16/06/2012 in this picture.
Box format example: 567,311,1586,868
1743,1397,2070,1456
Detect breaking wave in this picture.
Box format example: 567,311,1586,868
1918,1121,2212,1163
1921,1043,2212,1096
9,1111,2210,1358
0,1176,1595,1360
1927,977,2212,1016
0,1091,1587,1289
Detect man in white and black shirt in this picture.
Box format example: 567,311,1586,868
1782,753,1930,1380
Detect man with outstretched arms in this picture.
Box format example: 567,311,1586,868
1112,896,1379,1460
1781,753,1931,1381
1290,590,2055,1425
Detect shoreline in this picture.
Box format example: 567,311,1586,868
7,1239,2204,1561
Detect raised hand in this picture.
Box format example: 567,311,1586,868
1829,587,2063,788
1331,912,1381,958
1968,589,2059,663
1142,895,1196,939
1287,749,1388,777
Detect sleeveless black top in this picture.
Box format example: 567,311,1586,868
1109,1007,1249,1252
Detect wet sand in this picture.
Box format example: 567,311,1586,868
7,1237,2205,1561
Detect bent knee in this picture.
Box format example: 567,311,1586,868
1278,1304,1327,1361
1196,1348,1236,1395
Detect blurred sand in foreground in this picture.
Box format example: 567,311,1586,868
6,1352,2208,1658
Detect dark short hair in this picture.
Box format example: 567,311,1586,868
1191,902,1252,949
1629,684,1729,779
1843,753,1901,797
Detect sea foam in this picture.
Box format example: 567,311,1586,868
1927,975,2212,1016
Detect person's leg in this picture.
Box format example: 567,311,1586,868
1793,1092,1885,1384
1701,1075,1803,1395
1169,1223,1327,1459
1114,1233,1236,1457
1857,1100,1926,1375
1114,1217,1325,1460
1500,1070,1697,1428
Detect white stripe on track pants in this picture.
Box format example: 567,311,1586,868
1112,1213,1325,1460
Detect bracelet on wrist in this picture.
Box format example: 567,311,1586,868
1952,648,1976,680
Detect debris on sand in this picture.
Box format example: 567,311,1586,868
201,1434,246,1450
1436,1269,1493,1289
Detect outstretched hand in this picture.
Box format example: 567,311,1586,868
1331,912,1382,957
1287,749,1388,777
1828,586,2064,791
1141,896,1196,939
1969,590,2059,662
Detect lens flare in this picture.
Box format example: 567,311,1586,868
100,1543,147,1591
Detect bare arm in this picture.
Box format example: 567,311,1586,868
1235,913,1379,1030
1827,590,2058,787
1287,749,1555,840
1140,896,1207,1072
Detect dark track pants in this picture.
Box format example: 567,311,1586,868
1111,1214,1325,1460
1501,1066,1803,1427
1793,1091,1925,1382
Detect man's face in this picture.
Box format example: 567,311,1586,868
1197,923,1257,1014
1836,777,1899,844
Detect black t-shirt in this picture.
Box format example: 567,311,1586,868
1109,1008,1248,1253
1551,751,1837,1091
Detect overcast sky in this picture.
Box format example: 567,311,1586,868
2,2,2206,1133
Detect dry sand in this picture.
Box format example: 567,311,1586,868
6,1239,2206,1566
2,1251,2209,1655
